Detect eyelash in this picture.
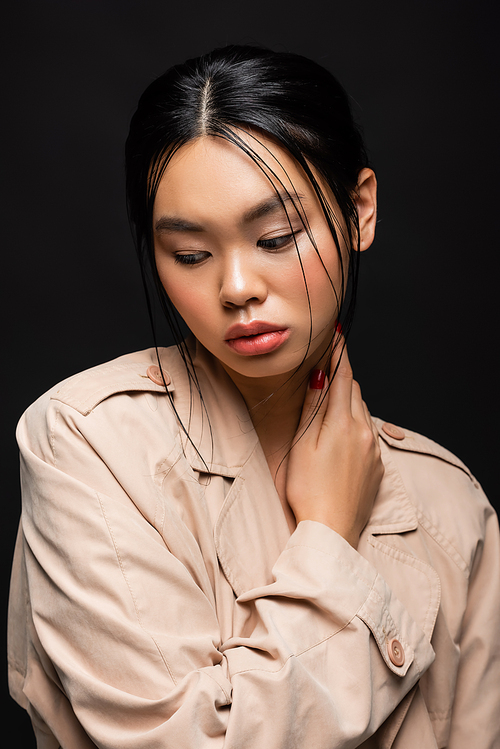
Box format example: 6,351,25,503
174,252,208,265
173,231,300,266
258,231,298,251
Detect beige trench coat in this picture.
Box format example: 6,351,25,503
8,341,500,749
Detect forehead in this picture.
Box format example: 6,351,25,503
152,131,316,222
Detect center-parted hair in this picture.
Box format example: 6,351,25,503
125,45,371,456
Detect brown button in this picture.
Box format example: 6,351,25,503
146,365,169,387
382,422,405,440
387,638,405,667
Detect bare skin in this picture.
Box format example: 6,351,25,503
243,333,383,546
153,131,383,548
286,344,384,547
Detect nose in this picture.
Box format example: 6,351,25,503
219,252,268,309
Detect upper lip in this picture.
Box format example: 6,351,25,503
224,321,287,341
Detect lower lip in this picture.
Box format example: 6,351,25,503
225,329,290,356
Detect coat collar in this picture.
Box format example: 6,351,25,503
166,342,418,540
166,341,421,590
164,340,419,546
160,338,259,476
364,439,418,536
210,436,420,598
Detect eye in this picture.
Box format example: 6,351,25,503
258,231,300,251
174,251,210,266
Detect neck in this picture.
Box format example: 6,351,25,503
234,369,310,532
223,365,311,463
220,359,326,533
252,377,307,449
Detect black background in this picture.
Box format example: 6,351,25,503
2,0,499,743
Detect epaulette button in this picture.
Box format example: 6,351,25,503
382,422,405,440
146,365,170,387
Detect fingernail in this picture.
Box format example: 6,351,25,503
309,369,325,389
335,320,343,334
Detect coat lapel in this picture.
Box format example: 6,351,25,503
358,440,441,642
173,342,441,672
210,412,441,645
213,441,291,597
357,440,441,749
163,339,259,477
165,339,291,596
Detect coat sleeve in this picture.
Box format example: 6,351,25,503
446,495,500,749
10,394,435,749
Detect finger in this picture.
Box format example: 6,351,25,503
296,370,329,436
367,407,380,444
360,397,370,424
328,332,350,380
327,342,355,419
359,397,380,445
351,381,377,434
350,379,367,422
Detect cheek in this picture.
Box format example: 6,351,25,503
167,283,205,323
158,267,216,332
299,240,342,315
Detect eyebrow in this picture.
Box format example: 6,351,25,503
154,192,304,234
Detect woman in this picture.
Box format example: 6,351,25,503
8,45,500,748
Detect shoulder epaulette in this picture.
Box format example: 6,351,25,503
374,417,474,482
50,352,174,416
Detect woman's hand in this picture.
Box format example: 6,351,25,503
286,342,384,548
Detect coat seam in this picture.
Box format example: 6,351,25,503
231,574,396,676
379,441,470,575
357,577,417,677
374,418,473,481
230,621,354,676
50,402,61,468
367,535,441,638
203,669,232,703
95,490,178,687
416,509,469,576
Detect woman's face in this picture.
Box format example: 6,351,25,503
153,132,372,386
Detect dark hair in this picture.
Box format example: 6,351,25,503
125,44,370,452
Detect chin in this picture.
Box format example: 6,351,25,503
223,351,311,381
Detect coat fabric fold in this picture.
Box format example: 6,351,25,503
8,341,500,748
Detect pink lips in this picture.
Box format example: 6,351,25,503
224,321,290,356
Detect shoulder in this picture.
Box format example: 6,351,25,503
373,416,475,483
20,346,185,418
46,347,178,415
17,346,186,457
373,416,494,566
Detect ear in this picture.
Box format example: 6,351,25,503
355,168,377,251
